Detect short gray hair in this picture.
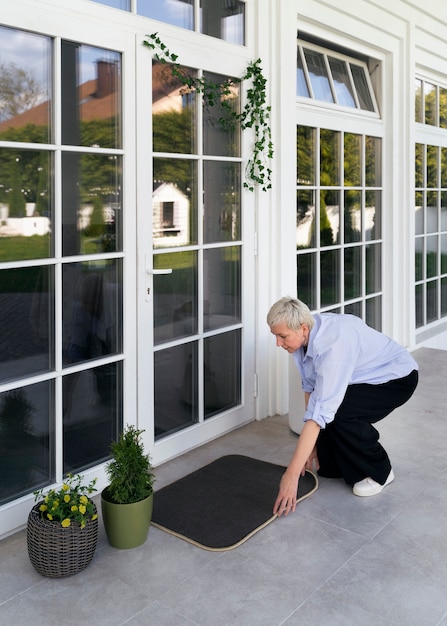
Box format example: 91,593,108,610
267,296,314,331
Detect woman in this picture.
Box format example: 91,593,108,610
267,297,418,517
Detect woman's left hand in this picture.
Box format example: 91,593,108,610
273,470,299,517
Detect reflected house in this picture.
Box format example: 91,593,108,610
296,203,377,246
153,182,190,247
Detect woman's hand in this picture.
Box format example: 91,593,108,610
273,470,299,517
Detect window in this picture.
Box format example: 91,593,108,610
91,0,246,45
297,42,378,114
415,78,447,128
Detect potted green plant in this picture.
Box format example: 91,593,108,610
27,473,98,578
101,425,155,549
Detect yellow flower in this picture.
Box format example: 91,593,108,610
39,504,47,512
62,484,69,491
79,505,86,515
61,518,71,528
92,513,98,520
53,499,59,508
71,505,78,512
64,494,71,503
79,495,88,505
47,514,53,520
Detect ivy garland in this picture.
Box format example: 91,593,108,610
144,33,273,192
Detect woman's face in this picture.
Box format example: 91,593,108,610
270,322,308,353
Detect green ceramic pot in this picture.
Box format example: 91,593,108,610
101,487,153,549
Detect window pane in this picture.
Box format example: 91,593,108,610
153,158,197,248
427,191,438,233
415,79,423,123
200,0,245,44
441,148,447,187
152,61,196,155
344,246,362,300
61,42,121,148
91,0,129,8
345,300,362,318
440,88,447,129
203,246,240,331
203,161,240,243
442,277,447,317
204,330,241,419
365,190,381,240
0,266,54,383
0,149,52,261
427,145,439,188
344,190,361,243
203,72,240,157
426,235,438,278
297,126,316,185
441,234,447,274
297,190,316,249
344,133,361,186
320,129,340,186
62,153,122,256
365,296,381,331
0,27,51,144
153,251,198,345
138,0,194,29
154,342,198,440
415,283,424,327
415,237,424,281
320,249,339,306
329,57,355,107
320,190,338,246
304,49,334,103
415,143,424,188
62,260,123,367
415,191,424,236
350,64,374,111
426,279,438,322
297,252,316,310
424,82,437,126
441,191,447,231
366,243,381,295
63,362,121,473
365,136,381,186
0,381,53,505
297,49,310,97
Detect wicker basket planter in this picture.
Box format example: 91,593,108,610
27,501,98,578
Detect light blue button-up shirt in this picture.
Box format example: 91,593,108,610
292,313,418,429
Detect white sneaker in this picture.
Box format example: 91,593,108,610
353,469,395,497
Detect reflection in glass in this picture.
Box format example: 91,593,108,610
297,126,315,185
415,191,424,236
350,64,374,111
415,237,424,281
0,381,53,505
320,129,340,186
153,251,198,344
0,266,54,383
154,342,198,440
366,243,381,295
200,0,245,44
320,249,339,306
62,153,122,256
426,235,438,279
344,191,361,243
415,284,424,327
320,191,338,246
297,253,316,310
415,143,424,188
91,0,129,8
440,88,447,129
344,301,362,318
365,296,381,331
441,278,447,317
153,158,197,248
204,246,240,331
203,72,240,157
344,133,361,186
365,136,381,187
139,0,194,29
63,362,122,473
329,58,355,107
426,279,438,323
0,27,51,143
204,330,241,419
427,145,439,188
441,192,447,231
426,191,438,233
441,234,447,274
62,260,122,368
296,190,316,249
0,149,52,261
415,79,423,123
203,161,240,243
61,42,121,148
365,190,381,240
441,148,447,187
304,49,333,103
297,50,310,97
344,247,362,300
152,61,196,155
424,82,437,126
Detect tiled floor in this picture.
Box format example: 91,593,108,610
1,347,447,625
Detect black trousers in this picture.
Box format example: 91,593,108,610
316,369,419,486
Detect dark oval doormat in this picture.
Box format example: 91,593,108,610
151,454,318,551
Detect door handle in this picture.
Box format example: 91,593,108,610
146,268,173,275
